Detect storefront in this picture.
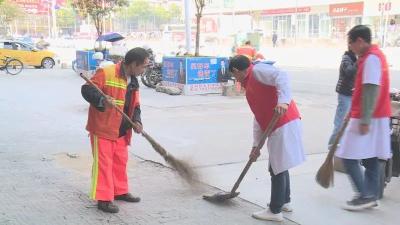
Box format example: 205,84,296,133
329,2,364,39
259,5,332,39
363,0,400,46
260,7,312,39
203,0,400,44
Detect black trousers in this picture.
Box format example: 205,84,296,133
269,166,290,214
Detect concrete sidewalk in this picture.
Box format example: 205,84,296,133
0,151,297,225
198,154,400,225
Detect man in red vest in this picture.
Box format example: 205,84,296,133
81,48,149,213
336,25,391,211
229,55,305,222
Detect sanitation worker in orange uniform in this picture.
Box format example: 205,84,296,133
236,41,257,60
81,47,149,213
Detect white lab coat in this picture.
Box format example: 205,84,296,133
252,64,306,175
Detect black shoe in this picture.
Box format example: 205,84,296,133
115,193,141,203
98,201,119,213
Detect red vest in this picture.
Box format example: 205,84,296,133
243,65,300,131
350,45,391,118
86,63,140,142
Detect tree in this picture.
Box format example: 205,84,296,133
167,3,181,24
117,0,181,31
194,0,206,56
72,0,128,40
57,1,77,33
0,0,24,35
125,0,152,30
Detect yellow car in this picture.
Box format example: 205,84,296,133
0,40,57,69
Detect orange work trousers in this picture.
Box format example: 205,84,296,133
89,134,129,201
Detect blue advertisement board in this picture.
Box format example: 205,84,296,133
162,56,229,95
162,57,229,85
186,57,229,84
162,57,187,84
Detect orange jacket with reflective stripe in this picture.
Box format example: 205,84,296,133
236,45,256,59
85,63,140,141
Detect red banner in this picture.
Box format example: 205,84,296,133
262,7,311,15
329,2,364,16
11,0,66,14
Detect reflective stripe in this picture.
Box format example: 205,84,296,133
114,99,125,106
90,135,99,199
105,80,126,89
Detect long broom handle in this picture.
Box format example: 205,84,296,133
230,113,281,194
325,115,350,162
80,74,168,156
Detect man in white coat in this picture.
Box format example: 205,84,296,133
336,25,391,211
229,55,306,222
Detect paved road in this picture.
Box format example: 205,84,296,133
1,67,399,225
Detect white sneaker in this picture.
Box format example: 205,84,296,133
252,209,283,222
282,203,293,212
267,203,293,212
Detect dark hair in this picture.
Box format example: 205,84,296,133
124,47,149,65
245,41,251,45
347,25,371,44
229,55,251,72
344,50,357,63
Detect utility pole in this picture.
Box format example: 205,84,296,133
47,1,51,38
51,0,57,38
184,0,191,53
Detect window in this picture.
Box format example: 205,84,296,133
309,14,320,38
320,13,331,38
261,16,273,36
297,14,307,38
3,42,13,49
18,42,31,51
273,15,291,38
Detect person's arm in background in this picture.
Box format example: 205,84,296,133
341,54,357,78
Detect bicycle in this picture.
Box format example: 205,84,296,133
1,56,23,75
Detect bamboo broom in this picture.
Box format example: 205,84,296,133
316,116,350,188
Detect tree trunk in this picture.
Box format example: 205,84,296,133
195,14,201,56
93,14,103,50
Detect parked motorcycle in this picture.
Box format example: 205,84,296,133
141,47,162,88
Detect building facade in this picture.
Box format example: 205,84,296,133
203,0,400,43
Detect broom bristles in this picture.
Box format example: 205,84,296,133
315,163,333,188
142,132,199,184
316,157,334,188
316,116,350,189
165,154,199,184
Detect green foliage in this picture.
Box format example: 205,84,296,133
57,1,76,28
0,0,24,25
72,0,129,37
118,0,182,28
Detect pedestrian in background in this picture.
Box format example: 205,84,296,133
328,48,357,150
272,32,278,48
